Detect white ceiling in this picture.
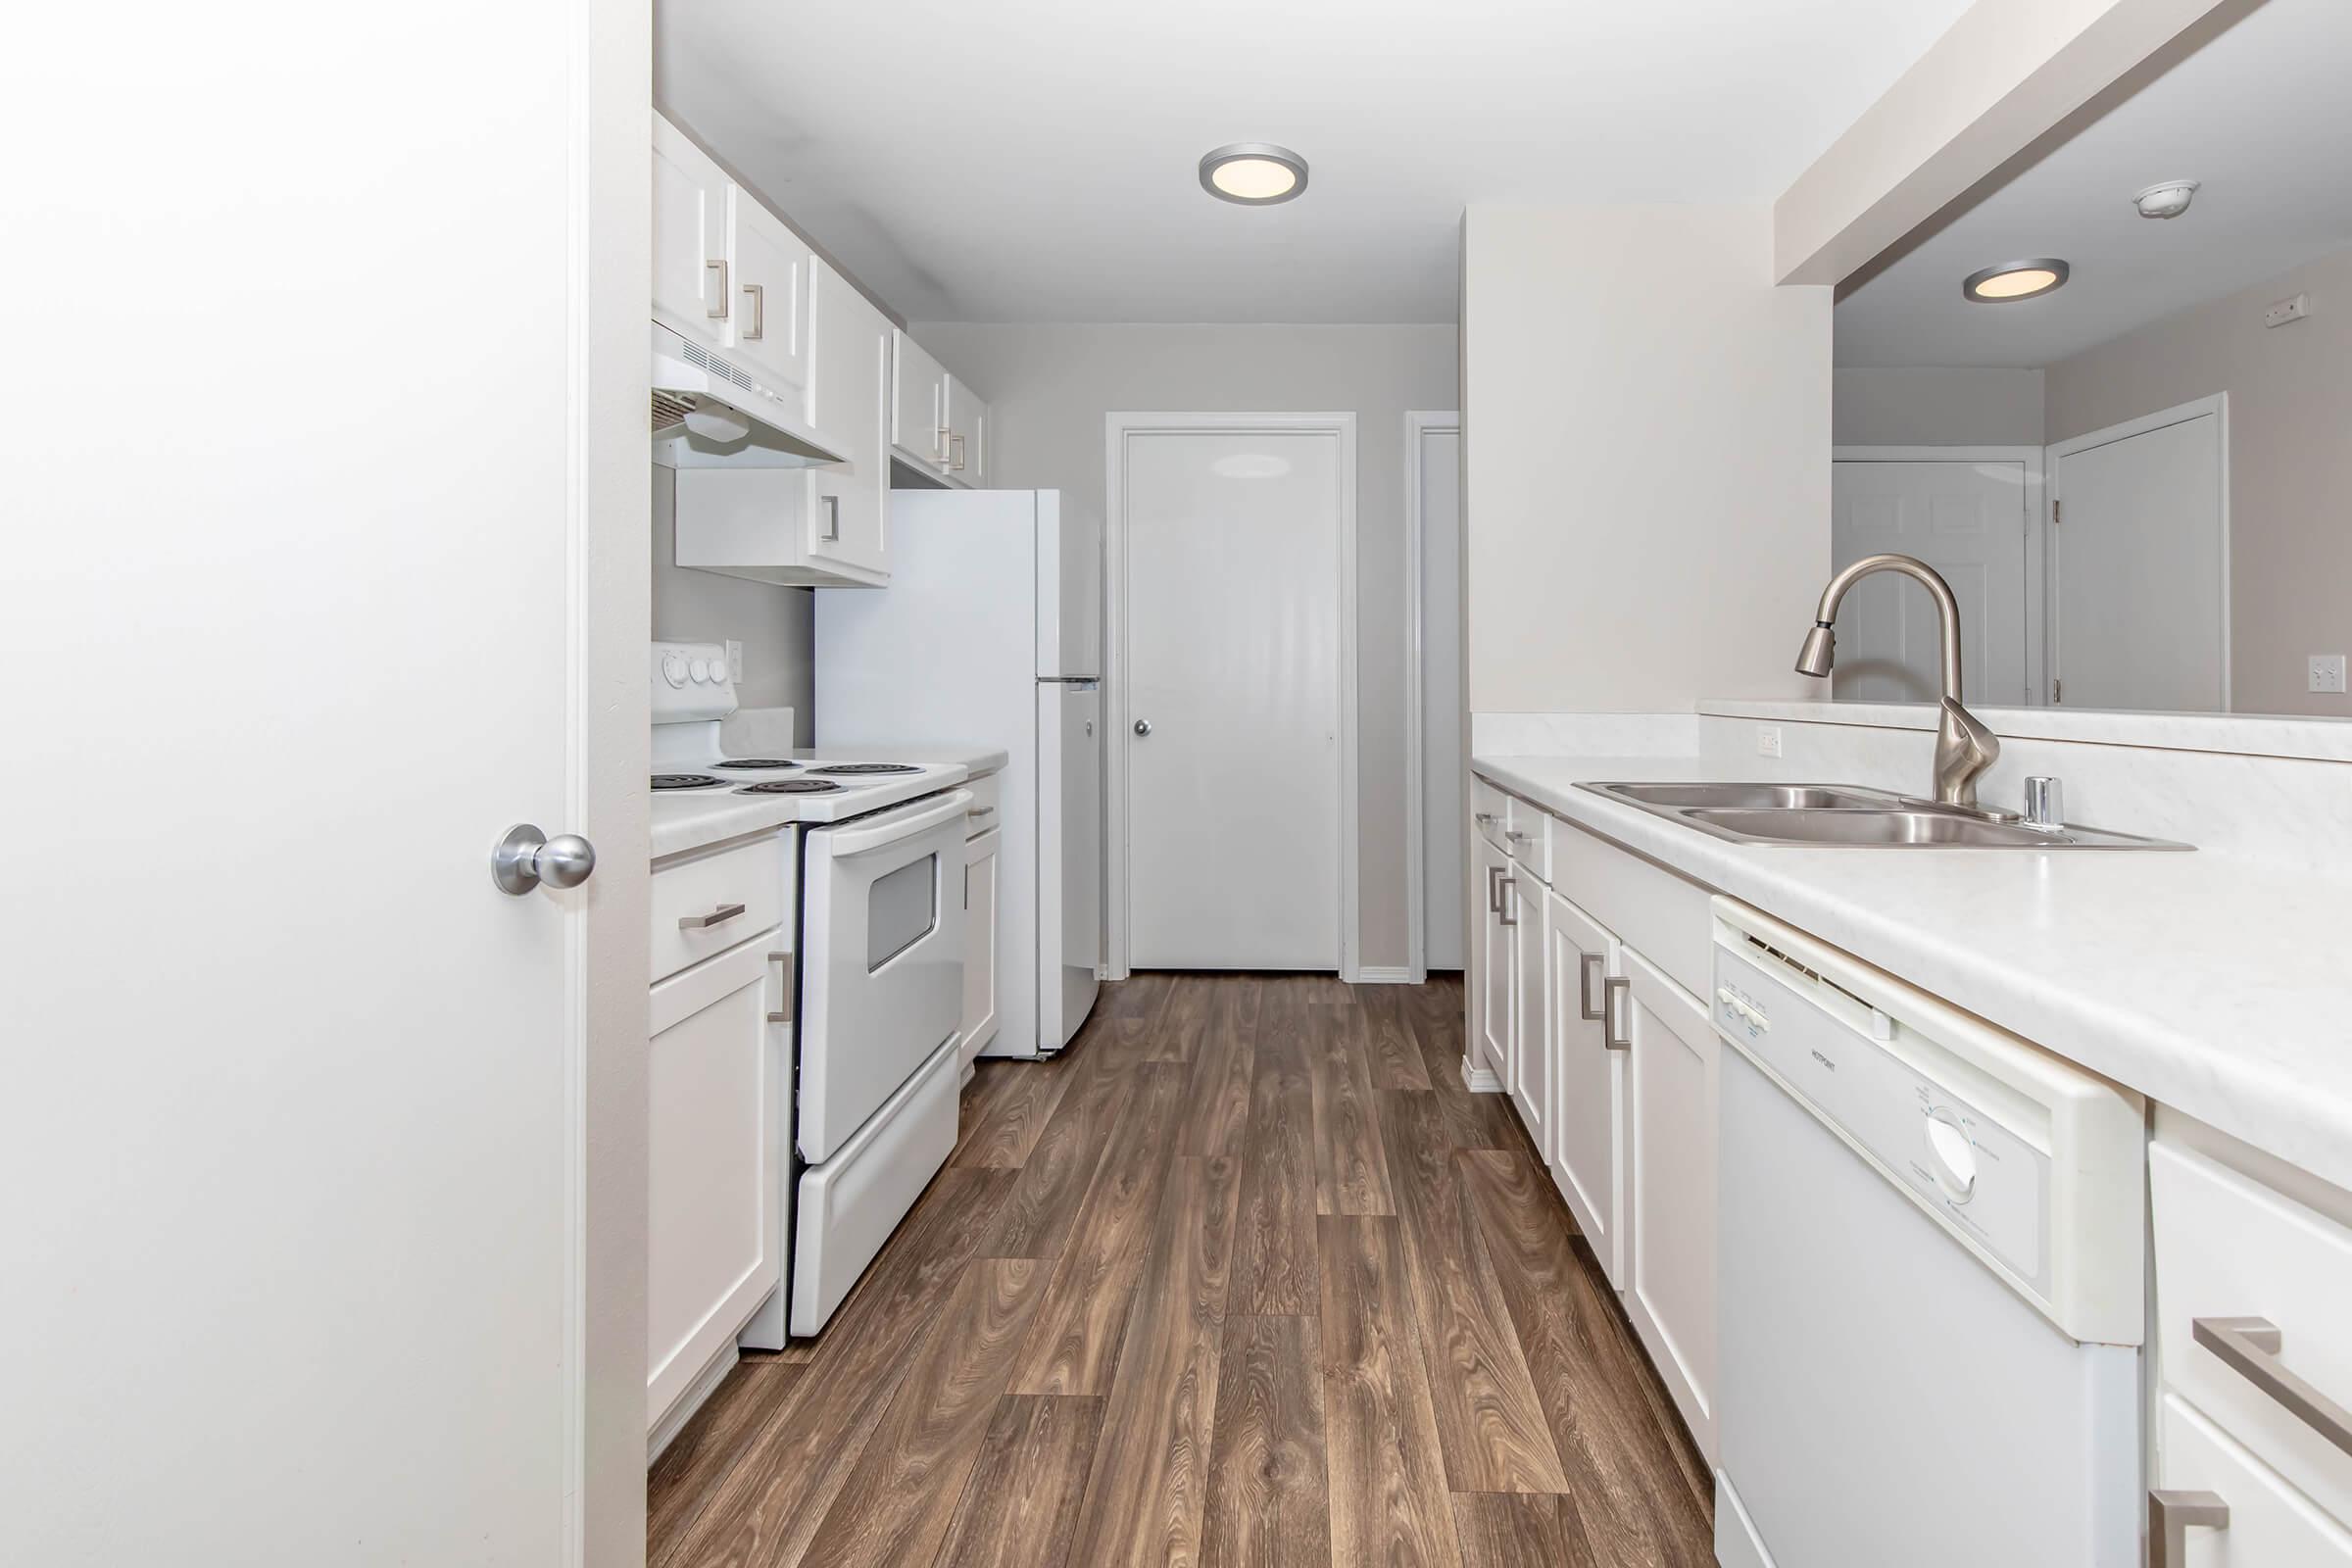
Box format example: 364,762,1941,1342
655,0,1977,324
1836,0,2352,368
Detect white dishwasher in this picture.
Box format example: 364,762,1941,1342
1710,899,2148,1568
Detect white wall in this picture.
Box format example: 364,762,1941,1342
1832,366,2044,446
2044,245,2352,717
914,321,1459,975
652,466,815,741
1461,206,1831,714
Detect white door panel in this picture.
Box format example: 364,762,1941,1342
1419,424,1464,972
1831,459,2030,706
1125,431,1342,970
2053,412,2227,711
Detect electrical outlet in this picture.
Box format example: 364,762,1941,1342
1756,725,1784,758
2264,292,2311,329
724,639,745,684
2311,654,2347,695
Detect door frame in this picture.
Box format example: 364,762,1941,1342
2043,393,2231,710
1404,410,1460,984
1831,445,2047,705
1103,412,1360,980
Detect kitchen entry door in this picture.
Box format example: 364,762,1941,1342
1118,423,1348,971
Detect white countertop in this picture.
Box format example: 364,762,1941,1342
1473,751,2352,1196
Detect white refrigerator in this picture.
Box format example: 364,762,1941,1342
815,489,1102,1057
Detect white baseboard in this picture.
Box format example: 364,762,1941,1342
647,1340,739,1466
1460,1056,1504,1094
1353,965,1416,985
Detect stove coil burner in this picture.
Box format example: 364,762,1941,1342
653,774,728,791
716,758,800,770
734,779,845,795
809,762,922,776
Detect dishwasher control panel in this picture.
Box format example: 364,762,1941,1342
1715,940,2055,1303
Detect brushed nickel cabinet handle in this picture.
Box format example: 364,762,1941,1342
766,950,794,1025
1505,828,1528,844
951,430,967,472
819,494,841,542
1496,878,1517,927
1486,864,1505,913
935,424,953,467
2147,1491,2228,1568
1603,975,1631,1052
1579,953,1605,1021
679,902,746,931
741,281,764,340
706,259,729,318
2193,1315,2352,1458
1474,811,1497,827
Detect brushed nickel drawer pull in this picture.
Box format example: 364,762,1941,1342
741,280,764,340
1496,878,1517,926
2147,1490,2228,1568
767,950,794,1025
1579,952,1605,1021
2193,1315,2352,1458
706,259,729,318
1602,975,1631,1052
679,902,746,930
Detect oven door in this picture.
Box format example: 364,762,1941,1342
798,789,971,1163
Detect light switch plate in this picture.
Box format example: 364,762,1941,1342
2311,654,2346,695
1756,725,1784,758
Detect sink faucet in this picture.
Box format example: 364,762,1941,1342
1794,554,1999,809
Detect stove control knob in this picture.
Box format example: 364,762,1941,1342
690,658,710,683
662,653,688,688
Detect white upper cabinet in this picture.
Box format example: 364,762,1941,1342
944,373,986,486
800,257,892,578
726,191,809,395
652,115,730,350
891,330,949,476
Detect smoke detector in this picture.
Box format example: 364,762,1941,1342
2133,180,2200,220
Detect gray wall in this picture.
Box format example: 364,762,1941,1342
915,321,1460,976
650,466,815,740
1832,367,2044,446
2044,245,2352,717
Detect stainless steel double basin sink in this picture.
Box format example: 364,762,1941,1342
1577,781,2189,850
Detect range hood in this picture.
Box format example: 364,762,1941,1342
650,321,845,469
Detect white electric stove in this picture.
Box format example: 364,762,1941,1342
651,641,971,1353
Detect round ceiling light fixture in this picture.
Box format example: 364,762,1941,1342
1963,258,2071,304
2132,179,2200,219
1200,143,1308,205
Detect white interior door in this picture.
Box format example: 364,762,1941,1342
1124,428,1344,970
4,5,641,1559
1418,419,1465,973
2051,407,2228,712
1831,457,2031,706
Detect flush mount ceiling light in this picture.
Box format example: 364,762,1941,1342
1199,143,1308,205
1963,258,2071,304
2133,179,2200,219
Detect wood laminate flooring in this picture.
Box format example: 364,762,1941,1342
650,974,1712,1568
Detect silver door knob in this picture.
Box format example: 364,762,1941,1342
493,824,598,895
1133,718,1152,737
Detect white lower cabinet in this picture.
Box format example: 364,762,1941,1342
1475,836,1513,1084
646,934,785,1435
1621,942,1719,1460
960,825,1002,1064
1507,860,1551,1163
1547,887,1626,1289
2158,1392,2352,1565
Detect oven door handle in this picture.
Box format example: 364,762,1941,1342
819,789,974,858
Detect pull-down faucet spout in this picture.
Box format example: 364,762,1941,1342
1794,554,2000,809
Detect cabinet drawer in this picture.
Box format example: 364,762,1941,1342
1472,775,1508,851
962,770,1004,839
651,833,788,984
2154,1126,2352,1527
1551,818,1712,1000
2159,1391,2352,1565
1503,795,1551,885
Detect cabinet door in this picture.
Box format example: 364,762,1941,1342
945,373,986,487
652,115,729,349
1475,837,1512,1084
803,259,891,577
647,939,784,1430
960,828,1002,1062
1507,865,1550,1162
726,191,808,395
891,331,949,474
2157,1390,2352,1566
1622,944,1718,1459
1548,889,1626,1289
